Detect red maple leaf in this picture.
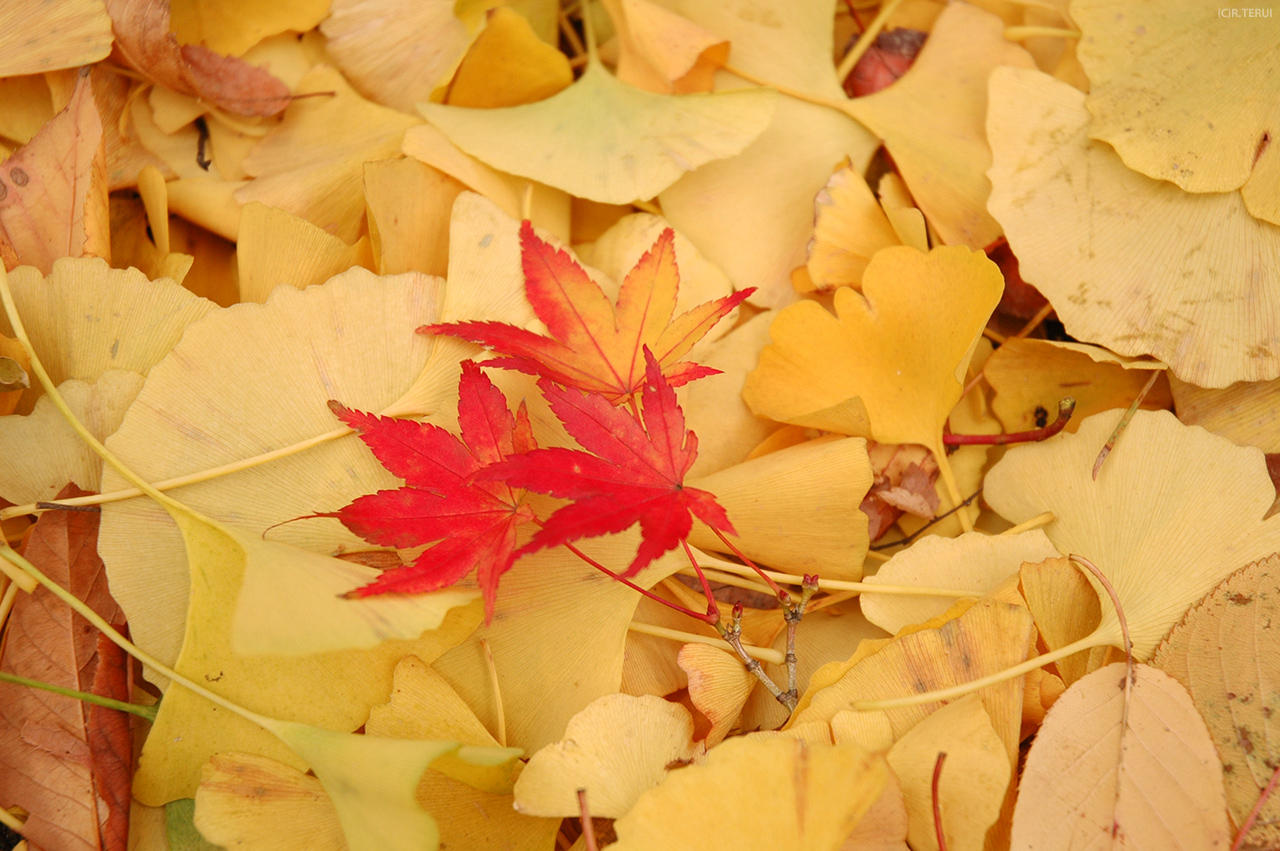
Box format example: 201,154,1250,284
420,220,753,404
477,348,736,576
321,361,536,622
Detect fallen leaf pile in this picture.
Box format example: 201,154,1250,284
1,1,1277,849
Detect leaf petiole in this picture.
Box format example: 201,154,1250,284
0,670,157,721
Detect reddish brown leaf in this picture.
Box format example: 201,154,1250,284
87,632,132,851
104,0,292,117
0,484,127,851
0,70,109,273
859,442,940,541
844,29,927,98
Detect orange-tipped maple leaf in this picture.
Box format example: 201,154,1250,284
420,220,753,404
320,361,536,622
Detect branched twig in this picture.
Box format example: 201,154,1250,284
717,603,795,711
783,575,819,705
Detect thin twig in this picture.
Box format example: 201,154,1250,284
717,603,794,710
783,576,820,704
0,670,157,721
1232,762,1280,851
944,397,1075,446
933,752,949,851
1092,370,1162,480
869,489,982,550
710,527,787,601
578,789,599,851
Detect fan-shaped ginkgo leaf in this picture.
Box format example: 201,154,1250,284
420,57,776,204
886,695,1010,851
1011,663,1231,851
842,1,1035,248
743,244,1002,517
987,67,1280,388
861,531,1059,635
513,693,699,818
1169,374,1280,454
1073,0,1280,223
985,409,1280,659
611,736,887,851
985,339,1170,435
0,0,113,77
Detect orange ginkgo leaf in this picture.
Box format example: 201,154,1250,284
0,484,130,851
423,220,751,404
104,0,292,117
0,70,109,274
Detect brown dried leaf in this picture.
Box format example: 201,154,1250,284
0,71,109,274
1154,553,1280,850
0,484,128,851
104,0,292,117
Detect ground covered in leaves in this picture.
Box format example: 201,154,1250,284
1,0,1279,849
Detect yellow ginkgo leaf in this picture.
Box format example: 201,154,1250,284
678,643,755,747
0,259,214,411
1155,555,1280,849
743,244,1003,517
861,530,1059,634
987,66,1280,388
1074,0,1280,223
169,0,330,58
431,532,685,753
610,736,888,851
985,409,1280,659
321,0,478,113
655,0,878,307
98,268,447,674
687,436,872,581
602,0,728,94
843,1,1035,248
237,66,421,242
0,0,113,77
264,720,521,851
446,7,574,108
420,54,776,204
513,693,699,818
132,505,485,803
1170,374,1280,454
194,752,345,850
985,338,1171,434
363,656,561,850
804,162,901,292
1010,664,1231,851
788,599,1036,769
886,695,1011,851
236,202,375,303
364,158,466,278
1019,556,1104,688
0,371,141,505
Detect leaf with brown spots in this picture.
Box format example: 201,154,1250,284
0,484,130,851
0,71,109,274
1154,553,1280,850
